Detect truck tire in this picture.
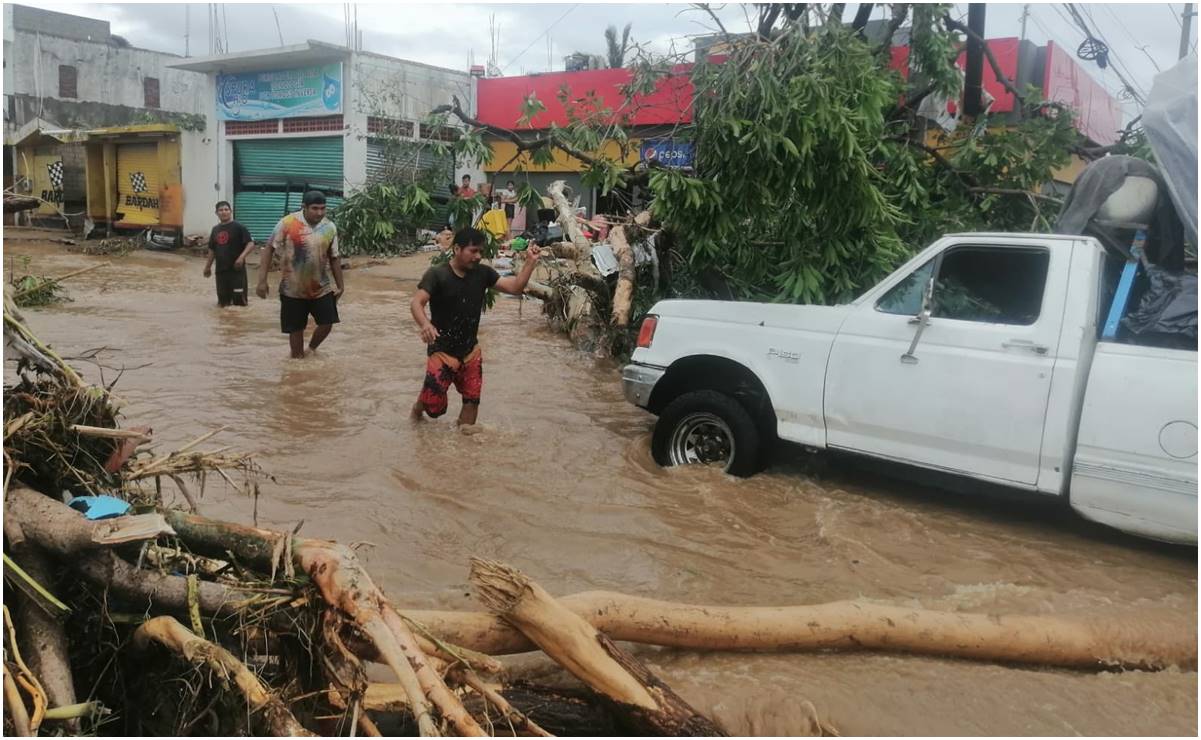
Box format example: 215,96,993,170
652,390,761,477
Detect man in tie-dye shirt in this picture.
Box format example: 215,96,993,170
256,190,345,358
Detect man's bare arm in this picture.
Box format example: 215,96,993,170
494,244,543,295
411,289,439,344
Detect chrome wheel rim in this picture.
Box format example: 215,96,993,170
669,412,735,470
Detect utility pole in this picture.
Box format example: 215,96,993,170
1019,4,1029,42
964,3,986,117
184,5,190,57
1180,3,1195,59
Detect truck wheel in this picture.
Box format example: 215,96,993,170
652,390,761,477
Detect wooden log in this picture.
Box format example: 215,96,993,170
404,590,1198,671
609,224,635,328
295,539,484,737
5,485,174,553
75,549,242,617
609,211,651,328
8,547,78,733
132,616,314,736
469,559,725,736
547,181,589,256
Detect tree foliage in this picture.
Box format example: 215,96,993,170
604,23,633,68
431,3,1104,308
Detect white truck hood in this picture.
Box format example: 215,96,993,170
649,299,850,332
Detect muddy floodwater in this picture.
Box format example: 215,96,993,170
4,233,1197,735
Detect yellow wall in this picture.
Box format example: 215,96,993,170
84,132,183,228
16,145,64,216
485,139,642,173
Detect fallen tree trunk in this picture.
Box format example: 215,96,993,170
609,212,652,328
547,181,590,261
76,548,243,617
8,545,78,733
469,558,725,736
5,485,174,553
297,539,485,737
131,616,314,737
404,590,1198,671
164,509,485,736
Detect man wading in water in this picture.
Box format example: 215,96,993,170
410,227,542,428
202,201,255,306
256,190,345,359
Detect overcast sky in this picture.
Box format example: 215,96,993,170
14,2,1194,118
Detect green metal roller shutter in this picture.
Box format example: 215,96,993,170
233,191,287,243
366,140,453,199
234,190,345,243
233,136,345,242
234,137,344,190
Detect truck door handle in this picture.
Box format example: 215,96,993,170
1002,339,1049,355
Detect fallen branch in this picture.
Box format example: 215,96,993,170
13,262,110,302
8,545,78,732
132,616,314,737
5,485,175,553
405,590,1198,671
944,14,1026,106
469,559,725,736
76,549,243,617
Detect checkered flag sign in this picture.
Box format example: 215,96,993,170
46,160,64,190
129,171,147,193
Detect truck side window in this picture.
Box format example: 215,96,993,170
876,259,935,316
933,247,1050,325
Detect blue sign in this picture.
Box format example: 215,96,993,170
217,63,343,121
640,140,694,169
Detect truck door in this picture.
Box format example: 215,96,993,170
824,242,1069,487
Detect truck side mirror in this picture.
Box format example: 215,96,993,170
901,277,935,365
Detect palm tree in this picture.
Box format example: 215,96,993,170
604,23,632,68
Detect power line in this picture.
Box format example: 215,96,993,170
1060,4,1147,104
1029,7,1128,102
1077,4,1150,89
501,4,580,72
1098,3,1163,72
1171,3,1185,30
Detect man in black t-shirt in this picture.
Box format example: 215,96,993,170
203,201,255,307
410,227,542,427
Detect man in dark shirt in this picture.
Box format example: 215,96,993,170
203,201,255,307
410,227,542,427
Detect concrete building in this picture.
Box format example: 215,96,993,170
4,4,477,238
168,42,475,239
3,4,216,232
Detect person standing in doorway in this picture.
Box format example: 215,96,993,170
498,180,518,238
256,190,345,359
202,201,255,307
409,227,542,428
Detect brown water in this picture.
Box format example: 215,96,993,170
5,235,1197,735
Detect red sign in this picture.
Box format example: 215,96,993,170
1042,41,1122,145
476,65,695,130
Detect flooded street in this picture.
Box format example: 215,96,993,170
5,235,1197,735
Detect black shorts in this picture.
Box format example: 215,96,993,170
280,293,339,334
504,204,515,219
215,268,248,307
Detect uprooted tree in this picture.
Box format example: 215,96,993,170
375,3,1149,356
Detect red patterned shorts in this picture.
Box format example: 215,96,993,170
417,347,483,418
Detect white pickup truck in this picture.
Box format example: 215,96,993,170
622,233,1198,544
